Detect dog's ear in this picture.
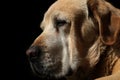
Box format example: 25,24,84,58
88,0,120,45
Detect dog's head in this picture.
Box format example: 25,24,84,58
26,0,120,79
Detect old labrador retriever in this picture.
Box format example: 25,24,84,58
26,0,120,80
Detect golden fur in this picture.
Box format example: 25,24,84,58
27,0,120,80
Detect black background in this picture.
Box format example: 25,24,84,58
16,0,56,80
15,0,119,80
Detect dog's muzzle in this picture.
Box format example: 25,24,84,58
26,46,62,78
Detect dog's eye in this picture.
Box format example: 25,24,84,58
56,19,67,27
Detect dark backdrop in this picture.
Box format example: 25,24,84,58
16,0,119,80
16,0,57,80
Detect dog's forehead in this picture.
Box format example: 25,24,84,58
44,0,88,19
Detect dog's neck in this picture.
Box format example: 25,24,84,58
87,37,120,79
66,38,105,80
91,37,120,79
66,37,120,80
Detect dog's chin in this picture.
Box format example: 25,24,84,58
30,62,64,79
32,66,56,79
30,61,73,80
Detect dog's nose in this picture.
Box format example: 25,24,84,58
26,46,40,62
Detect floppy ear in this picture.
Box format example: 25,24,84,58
88,0,120,45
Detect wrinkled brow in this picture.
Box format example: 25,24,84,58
54,12,70,21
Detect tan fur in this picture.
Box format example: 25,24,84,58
28,0,120,80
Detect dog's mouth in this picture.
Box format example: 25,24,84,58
31,63,73,80
31,63,53,79
29,59,63,79
27,45,72,79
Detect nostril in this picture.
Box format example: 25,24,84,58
26,46,40,61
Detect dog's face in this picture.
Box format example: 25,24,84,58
26,0,92,78
26,0,120,79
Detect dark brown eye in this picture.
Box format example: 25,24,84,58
56,19,67,27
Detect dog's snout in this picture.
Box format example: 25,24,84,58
26,46,40,62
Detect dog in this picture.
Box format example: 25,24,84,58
26,0,120,80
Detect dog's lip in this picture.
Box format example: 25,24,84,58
31,63,57,79
30,60,63,77
30,63,47,78
32,65,42,75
